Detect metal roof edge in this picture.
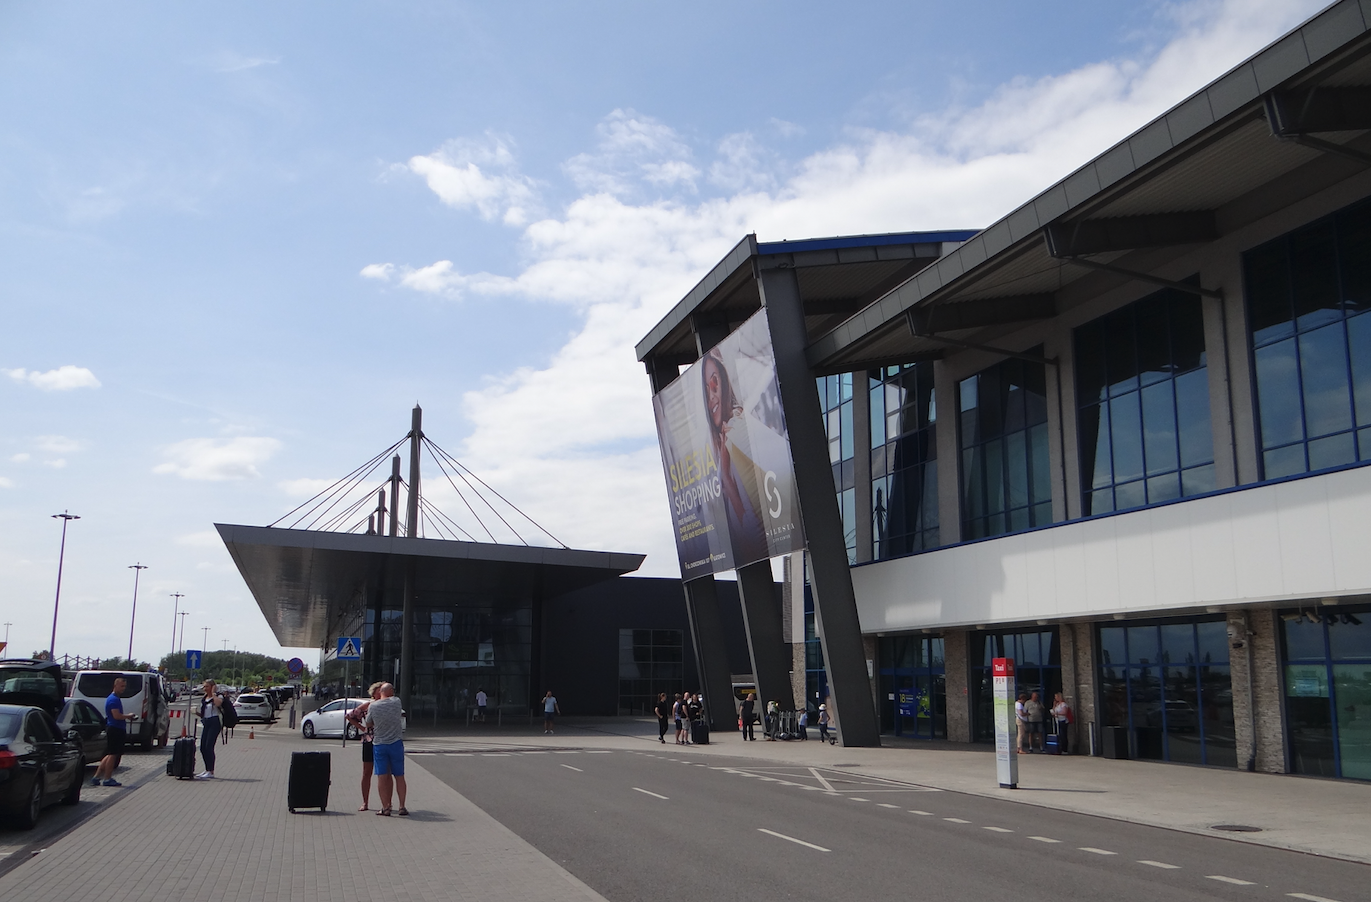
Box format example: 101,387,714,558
755,230,979,255
635,234,757,361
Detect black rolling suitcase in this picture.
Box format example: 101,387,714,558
167,736,197,779
288,750,331,812
690,720,709,745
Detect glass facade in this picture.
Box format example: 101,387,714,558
869,363,939,559
1076,286,1215,515
970,630,1060,742
618,629,684,716
1098,619,1235,766
818,373,857,563
958,355,1052,540
802,582,827,714
877,635,945,739
1282,604,1371,781
1247,199,1371,479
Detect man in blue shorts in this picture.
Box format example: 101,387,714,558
92,677,134,787
365,682,407,816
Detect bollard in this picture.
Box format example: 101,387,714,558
289,704,296,730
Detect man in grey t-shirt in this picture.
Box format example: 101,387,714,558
365,683,408,816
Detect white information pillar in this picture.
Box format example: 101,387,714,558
993,657,1019,789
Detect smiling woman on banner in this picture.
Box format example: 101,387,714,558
701,349,768,565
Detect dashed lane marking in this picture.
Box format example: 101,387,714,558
983,827,1013,833
1138,861,1180,869
878,803,900,809
1079,848,1117,856
944,818,971,824
560,765,582,772
758,828,831,852
908,810,933,816
1028,836,1061,843
849,797,870,802
633,787,669,800
482,753,511,757
1288,894,1343,902
1207,876,1255,886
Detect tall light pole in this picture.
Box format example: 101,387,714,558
169,593,184,663
127,563,148,661
177,611,188,654
201,626,210,651
49,511,80,659
3,622,11,646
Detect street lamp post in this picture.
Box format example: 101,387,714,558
170,593,184,661
49,511,80,659
127,563,148,661
177,611,188,654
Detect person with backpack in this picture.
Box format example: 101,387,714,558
1052,692,1074,754
196,679,225,779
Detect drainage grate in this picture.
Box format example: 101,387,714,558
1210,824,1263,833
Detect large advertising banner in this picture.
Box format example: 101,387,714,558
652,308,805,577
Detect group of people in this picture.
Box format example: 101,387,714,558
1015,690,1073,753
653,691,703,744
344,682,409,815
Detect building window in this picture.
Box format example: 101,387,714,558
1281,605,1371,781
970,630,1060,743
958,355,1051,540
1246,199,1371,480
870,363,938,559
1098,619,1235,767
877,635,945,739
818,373,857,563
1075,286,1215,515
618,629,684,716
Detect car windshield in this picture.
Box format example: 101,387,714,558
239,695,265,703
0,712,19,740
0,668,63,698
76,673,143,698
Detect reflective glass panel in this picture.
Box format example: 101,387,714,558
1255,339,1303,447
1333,664,1371,780
1299,323,1353,438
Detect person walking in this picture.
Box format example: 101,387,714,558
653,692,670,744
196,679,223,779
366,682,408,816
345,683,383,811
765,699,779,740
1052,692,1073,754
542,690,560,734
1025,691,1047,753
475,688,488,723
1015,692,1029,754
672,693,687,744
739,693,756,741
92,676,134,786
817,704,832,743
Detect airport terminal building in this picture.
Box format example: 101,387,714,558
639,3,1371,780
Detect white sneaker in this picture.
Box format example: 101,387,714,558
195,772,214,780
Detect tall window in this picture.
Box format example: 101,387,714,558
1282,604,1371,781
1246,199,1371,479
870,363,938,559
877,635,945,739
970,630,1060,742
1075,287,1215,515
618,629,683,716
958,355,1051,540
818,373,856,563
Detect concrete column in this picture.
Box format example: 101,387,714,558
1070,622,1098,754
1058,623,1079,753
736,560,797,713
757,264,881,747
932,359,962,544
1218,263,1261,486
682,575,739,733
943,630,971,742
1044,332,1074,522
1232,608,1288,773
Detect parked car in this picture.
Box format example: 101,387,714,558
301,699,406,739
0,704,84,829
233,694,274,723
69,671,171,749
55,699,108,764
0,659,66,717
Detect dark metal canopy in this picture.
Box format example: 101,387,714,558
217,523,644,649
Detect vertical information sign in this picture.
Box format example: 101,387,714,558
992,657,1018,789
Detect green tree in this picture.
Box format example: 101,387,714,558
157,649,312,686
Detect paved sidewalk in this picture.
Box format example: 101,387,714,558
0,725,607,902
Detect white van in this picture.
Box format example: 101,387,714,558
69,671,172,749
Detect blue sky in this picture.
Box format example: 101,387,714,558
0,1,1327,665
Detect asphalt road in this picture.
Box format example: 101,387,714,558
419,746,1369,902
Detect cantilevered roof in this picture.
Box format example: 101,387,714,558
218,524,644,648
636,230,978,375
805,0,1371,372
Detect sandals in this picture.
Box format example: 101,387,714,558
358,804,369,811
398,807,409,816
376,808,392,817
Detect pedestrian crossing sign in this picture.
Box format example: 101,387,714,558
336,637,362,660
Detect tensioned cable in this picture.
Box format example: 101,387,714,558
314,477,391,534
423,445,499,543
424,437,567,548
424,440,526,544
420,496,479,543
269,437,406,529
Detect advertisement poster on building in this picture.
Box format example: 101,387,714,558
652,308,805,577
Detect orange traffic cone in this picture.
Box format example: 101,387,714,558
249,727,255,739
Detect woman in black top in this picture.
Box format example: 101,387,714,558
740,693,756,741
653,692,670,744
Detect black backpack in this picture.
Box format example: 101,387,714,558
219,693,239,729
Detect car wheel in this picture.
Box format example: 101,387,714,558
302,721,315,739
61,763,84,806
17,776,43,830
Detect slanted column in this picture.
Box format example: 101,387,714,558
756,264,881,747
736,560,796,714
682,575,739,732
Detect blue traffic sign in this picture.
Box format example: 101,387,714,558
185,649,202,670
336,637,361,660
286,656,304,674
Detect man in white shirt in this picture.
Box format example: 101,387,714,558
475,688,488,723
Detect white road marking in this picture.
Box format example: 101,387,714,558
1207,876,1255,886
983,826,1013,833
808,767,837,793
633,787,669,800
1028,836,1061,843
553,751,580,754
559,764,582,772
908,810,933,816
1138,860,1180,869
878,803,900,809
1288,894,1343,902
1079,848,1117,856
585,750,611,754
944,817,971,824
482,753,512,757
758,828,831,852
849,797,870,802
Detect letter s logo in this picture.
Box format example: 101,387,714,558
765,471,782,519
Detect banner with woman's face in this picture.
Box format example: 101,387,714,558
651,308,806,577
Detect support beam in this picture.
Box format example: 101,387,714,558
690,311,732,356
903,314,1060,366
1265,86,1371,135
907,294,1055,334
645,355,686,393
400,405,422,709
1052,256,1223,299
735,560,796,715
682,575,739,733
1043,212,1217,257
755,264,882,747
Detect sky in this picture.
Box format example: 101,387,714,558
0,0,1330,666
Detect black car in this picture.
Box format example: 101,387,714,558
0,704,84,829
0,659,66,717
56,699,108,764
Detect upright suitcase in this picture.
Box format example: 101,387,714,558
167,736,197,779
1044,733,1062,755
690,720,709,745
288,750,331,812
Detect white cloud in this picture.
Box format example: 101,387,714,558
278,477,338,498
406,133,539,226
175,530,223,548
11,453,30,463
6,366,101,391
378,0,1323,574
0,477,12,488
360,263,395,281
153,437,282,481
34,435,81,455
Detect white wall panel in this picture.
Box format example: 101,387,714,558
851,466,1371,632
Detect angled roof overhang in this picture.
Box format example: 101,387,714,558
805,0,1371,373
217,524,645,649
